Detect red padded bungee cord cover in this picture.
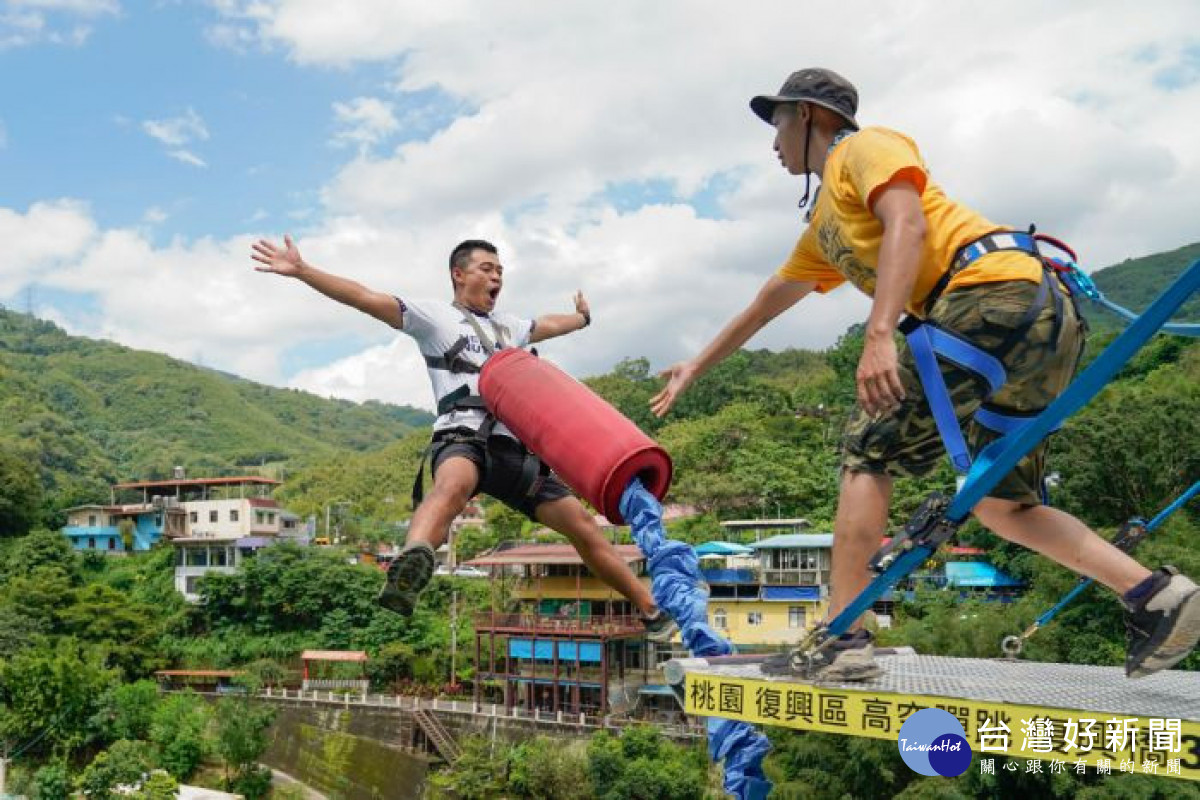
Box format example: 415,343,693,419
479,349,672,524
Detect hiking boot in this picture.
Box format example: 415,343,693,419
641,610,679,643
1123,566,1200,678
762,630,883,681
376,543,436,617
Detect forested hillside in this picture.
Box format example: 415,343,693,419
0,308,431,525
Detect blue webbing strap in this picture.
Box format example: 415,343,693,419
822,259,1200,641
974,406,1064,436
946,259,1200,522
1052,260,1200,338
621,479,772,800
906,325,974,473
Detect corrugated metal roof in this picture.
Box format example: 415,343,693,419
467,543,644,566
945,561,1024,588
300,650,368,662
750,534,835,549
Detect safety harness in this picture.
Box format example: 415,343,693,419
900,228,1086,476
411,302,546,507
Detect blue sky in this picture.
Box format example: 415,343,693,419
4,1,1199,411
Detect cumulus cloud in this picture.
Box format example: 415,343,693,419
10,1,1200,410
332,96,400,154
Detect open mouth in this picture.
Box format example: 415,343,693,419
488,287,500,300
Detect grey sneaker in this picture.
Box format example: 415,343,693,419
376,544,435,617
641,610,679,643
762,630,883,681
1124,566,1200,678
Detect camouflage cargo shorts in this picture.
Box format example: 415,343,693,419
842,276,1086,505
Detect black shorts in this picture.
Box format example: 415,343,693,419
430,431,573,520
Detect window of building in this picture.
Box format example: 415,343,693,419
713,608,727,629
255,511,265,525
108,538,116,550
267,512,276,524
230,509,239,523
186,548,208,567
88,514,97,527
788,606,806,629
747,612,763,626
88,537,96,549
108,515,117,526
190,511,198,523
155,514,163,527
209,510,218,523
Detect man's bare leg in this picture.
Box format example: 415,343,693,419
974,499,1150,593
405,456,479,550
378,456,479,616
829,470,893,624
535,496,658,617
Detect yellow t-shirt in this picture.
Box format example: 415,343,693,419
776,126,1042,316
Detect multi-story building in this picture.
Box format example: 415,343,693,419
466,543,668,718
702,529,1021,647
61,474,299,601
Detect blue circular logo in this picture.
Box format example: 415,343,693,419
897,708,972,777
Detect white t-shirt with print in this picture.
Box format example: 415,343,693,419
398,297,534,437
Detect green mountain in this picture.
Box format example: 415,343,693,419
0,309,432,521
1084,241,1200,330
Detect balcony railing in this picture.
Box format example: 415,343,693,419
474,612,645,636
700,568,757,584
761,569,828,585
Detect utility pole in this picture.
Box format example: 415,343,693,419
450,590,459,688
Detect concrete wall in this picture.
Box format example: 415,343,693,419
261,704,429,800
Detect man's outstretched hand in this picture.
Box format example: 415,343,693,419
650,361,697,418
251,235,305,277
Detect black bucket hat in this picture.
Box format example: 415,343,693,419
750,68,859,129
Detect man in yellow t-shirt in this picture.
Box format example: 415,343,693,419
651,68,1200,682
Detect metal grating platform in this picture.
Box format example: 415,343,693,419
671,652,1200,721
667,652,1200,781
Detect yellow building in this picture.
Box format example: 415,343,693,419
703,533,834,648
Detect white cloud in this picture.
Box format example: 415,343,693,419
10,1,1200,411
167,149,207,168
142,107,209,147
142,206,168,224
0,0,116,49
0,200,97,296
332,96,399,153
142,108,211,168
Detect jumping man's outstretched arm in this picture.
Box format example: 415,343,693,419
251,235,402,328
529,290,591,343
650,275,815,417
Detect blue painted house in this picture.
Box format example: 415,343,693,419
61,502,185,552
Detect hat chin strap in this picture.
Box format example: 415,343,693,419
797,114,814,210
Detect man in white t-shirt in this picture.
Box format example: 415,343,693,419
251,236,678,641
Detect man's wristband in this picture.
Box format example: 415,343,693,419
579,310,591,328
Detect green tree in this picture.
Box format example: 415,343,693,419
427,735,507,799
77,739,153,800
587,726,707,800
213,698,276,789
0,638,117,757
130,770,179,800
0,449,43,536
91,680,160,743
31,761,71,800
149,692,208,780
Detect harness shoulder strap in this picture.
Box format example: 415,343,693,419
452,302,509,354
